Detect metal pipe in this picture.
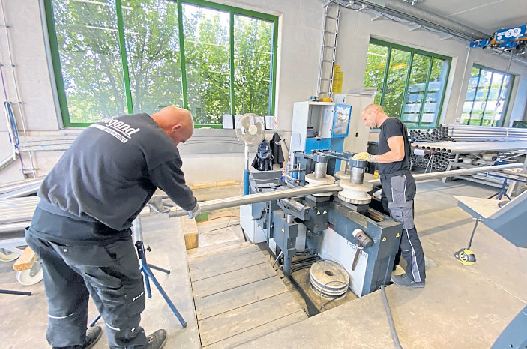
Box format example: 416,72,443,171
368,163,523,186
169,184,342,218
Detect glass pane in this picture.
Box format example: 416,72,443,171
363,44,388,105
401,54,428,127
463,66,513,127
422,58,448,127
460,113,471,125
183,4,230,124
52,0,125,123
122,0,183,115
383,49,411,119
482,73,504,126
234,15,273,116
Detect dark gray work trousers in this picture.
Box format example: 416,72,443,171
381,171,426,283
25,225,147,348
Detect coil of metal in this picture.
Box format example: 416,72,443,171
169,184,342,218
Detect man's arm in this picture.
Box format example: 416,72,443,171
376,136,405,163
149,160,197,212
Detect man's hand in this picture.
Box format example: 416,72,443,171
188,203,201,219
353,152,377,163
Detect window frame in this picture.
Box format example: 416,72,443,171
365,38,451,129
43,0,279,128
462,64,514,127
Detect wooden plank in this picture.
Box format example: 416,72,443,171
187,241,250,261
189,249,265,282
192,262,275,298
189,244,259,267
199,292,304,347
184,232,199,250
180,217,199,234
13,246,37,271
195,276,286,320
205,310,306,349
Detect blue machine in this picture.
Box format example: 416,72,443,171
245,149,402,297
291,102,352,172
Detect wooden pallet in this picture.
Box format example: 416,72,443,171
188,244,307,348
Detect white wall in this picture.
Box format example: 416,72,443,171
0,0,526,185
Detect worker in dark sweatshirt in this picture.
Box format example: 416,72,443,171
25,106,200,349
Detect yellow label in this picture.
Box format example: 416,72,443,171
396,233,400,238
317,211,320,215
382,237,387,242
323,210,327,214
282,228,284,232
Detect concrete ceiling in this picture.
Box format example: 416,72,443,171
414,0,527,35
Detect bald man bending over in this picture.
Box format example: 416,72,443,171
358,104,426,288
25,107,200,349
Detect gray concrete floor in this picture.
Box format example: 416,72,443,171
0,180,526,348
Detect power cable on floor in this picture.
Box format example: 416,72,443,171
381,285,403,349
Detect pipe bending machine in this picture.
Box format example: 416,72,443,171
243,150,402,297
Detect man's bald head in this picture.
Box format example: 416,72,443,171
361,103,388,128
152,106,194,146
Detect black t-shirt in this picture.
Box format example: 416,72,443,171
377,118,411,175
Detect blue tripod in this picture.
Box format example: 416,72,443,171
90,217,186,328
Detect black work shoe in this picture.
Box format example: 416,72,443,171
391,274,425,288
146,329,167,349
83,326,102,349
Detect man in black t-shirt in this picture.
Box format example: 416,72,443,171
357,104,426,288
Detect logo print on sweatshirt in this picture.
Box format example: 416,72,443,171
90,117,141,143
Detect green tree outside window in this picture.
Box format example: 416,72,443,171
363,39,450,128
45,0,278,127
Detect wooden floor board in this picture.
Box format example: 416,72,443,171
192,262,275,299
198,292,303,347
195,276,286,320
204,310,306,349
189,249,264,281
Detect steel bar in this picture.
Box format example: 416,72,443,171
369,163,523,186
169,184,342,218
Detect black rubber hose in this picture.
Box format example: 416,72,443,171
381,285,403,349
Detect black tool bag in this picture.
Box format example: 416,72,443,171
252,139,274,171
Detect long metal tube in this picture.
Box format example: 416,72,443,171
169,184,341,218
368,163,524,186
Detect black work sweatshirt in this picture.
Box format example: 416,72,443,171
33,113,197,244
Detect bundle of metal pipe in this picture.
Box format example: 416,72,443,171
447,125,527,142
411,151,453,172
413,141,527,154
409,124,452,142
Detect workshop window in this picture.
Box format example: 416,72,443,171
44,0,278,127
461,66,513,126
364,39,450,128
